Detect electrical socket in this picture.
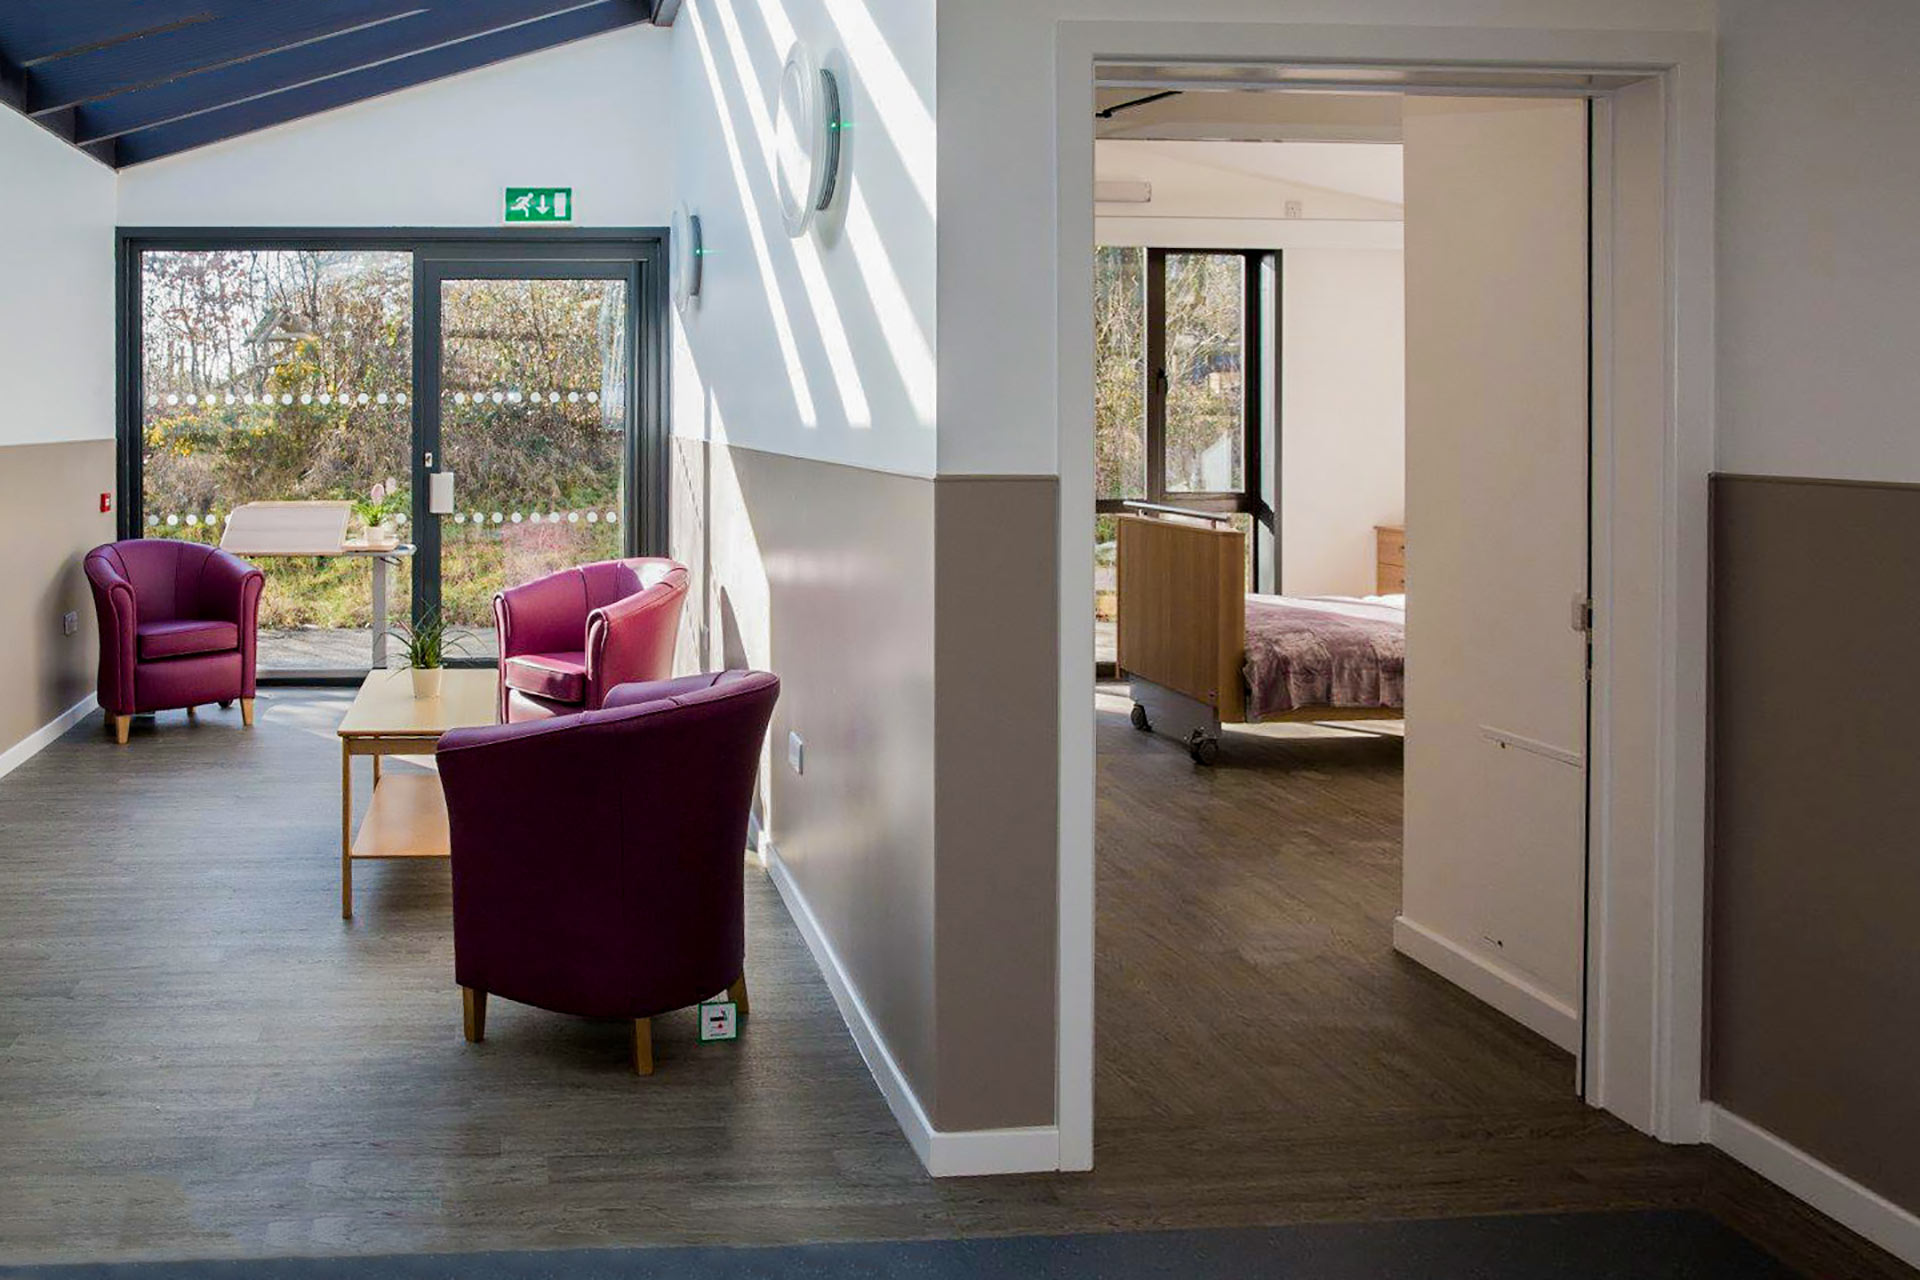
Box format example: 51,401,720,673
61,611,78,636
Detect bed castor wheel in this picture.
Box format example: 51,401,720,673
1187,731,1219,766
1130,704,1151,732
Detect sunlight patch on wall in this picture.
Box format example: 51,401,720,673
711,0,872,429
687,1,821,429
822,0,934,215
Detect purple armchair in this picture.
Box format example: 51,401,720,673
437,670,780,1074
494,557,690,723
84,539,265,745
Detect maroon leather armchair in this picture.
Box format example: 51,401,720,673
84,539,265,745
437,670,780,1074
493,557,690,723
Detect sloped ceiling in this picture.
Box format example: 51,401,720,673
0,0,674,169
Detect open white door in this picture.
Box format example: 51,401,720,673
1396,97,1590,1060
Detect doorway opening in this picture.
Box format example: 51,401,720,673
1055,30,1712,1190
1090,78,1597,1181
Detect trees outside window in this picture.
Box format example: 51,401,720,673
1093,246,1268,649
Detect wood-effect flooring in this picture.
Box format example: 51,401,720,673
0,688,1906,1277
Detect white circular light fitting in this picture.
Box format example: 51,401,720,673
774,42,843,237
671,202,703,311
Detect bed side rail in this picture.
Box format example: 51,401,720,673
1114,514,1246,722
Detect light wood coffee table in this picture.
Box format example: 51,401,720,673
337,668,497,919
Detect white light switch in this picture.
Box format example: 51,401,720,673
788,731,804,775
61,611,78,636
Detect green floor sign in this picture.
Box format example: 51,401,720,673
505,187,572,222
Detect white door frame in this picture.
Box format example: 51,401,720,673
1053,21,1716,1171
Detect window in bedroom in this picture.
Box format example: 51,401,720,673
1094,245,1274,668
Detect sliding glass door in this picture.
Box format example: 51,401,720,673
121,233,666,679
418,257,640,663
133,248,416,674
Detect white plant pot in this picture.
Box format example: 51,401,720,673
410,667,443,700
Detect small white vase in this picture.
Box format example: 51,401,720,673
410,666,443,700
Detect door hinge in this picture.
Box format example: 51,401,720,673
1570,594,1594,635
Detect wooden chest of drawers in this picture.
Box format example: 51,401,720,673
1375,525,1406,594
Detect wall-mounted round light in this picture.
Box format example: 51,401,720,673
774,42,843,237
672,202,703,311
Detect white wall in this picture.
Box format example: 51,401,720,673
1280,249,1405,595
1716,0,1920,483
1096,140,1403,221
935,0,1712,479
1093,139,1404,596
0,107,117,763
0,111,115,447
114,26,675,229
672,0,936,477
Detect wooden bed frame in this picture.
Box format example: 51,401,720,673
1114,513,1403,762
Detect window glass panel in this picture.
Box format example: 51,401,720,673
437,277,630,661
1094,513,1118,666
139,249,413,673
1094,246,1146,501
1164,252,1245,494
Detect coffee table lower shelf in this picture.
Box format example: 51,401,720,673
353,773,450,860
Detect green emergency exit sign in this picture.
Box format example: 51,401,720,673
505,187,572,222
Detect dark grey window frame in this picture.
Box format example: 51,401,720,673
1095,246,1279,592
115,226,670,681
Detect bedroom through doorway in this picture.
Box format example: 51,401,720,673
1093,77,1604,1194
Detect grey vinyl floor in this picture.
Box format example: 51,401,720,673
0,1212,1799,1279
0,688,1901,1276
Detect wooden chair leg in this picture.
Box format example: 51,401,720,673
462,987,487,1043
632,1018,654,1076
240,697,256,727
728,975,750,1018
113,715,130,745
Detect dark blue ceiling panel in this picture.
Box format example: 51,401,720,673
0,0,667,169
112,1,651,165
26,1,429,114
0,5,226,66
72,0,622,145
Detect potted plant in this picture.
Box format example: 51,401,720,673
387,608,464,699
352,477,404,546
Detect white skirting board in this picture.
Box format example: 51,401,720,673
1392,915,1580,1053
1708,1105,1920,1269
752,821,1062,1177
0,694,98,784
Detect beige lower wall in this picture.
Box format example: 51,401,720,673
933,477,1059,1130
0,440,114,760
671,436,941,1103
1710,473,1920,1216
672,438,1061,1134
